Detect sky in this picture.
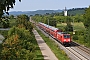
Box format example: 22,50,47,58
9,0,90,11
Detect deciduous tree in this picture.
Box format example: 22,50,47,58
0,0,21,20
83,6,90,28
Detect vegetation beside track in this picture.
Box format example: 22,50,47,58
0,29,44,60
0,15,44,60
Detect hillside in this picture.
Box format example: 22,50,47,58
67,8,86,16
9,10,62,16
8,8,87,16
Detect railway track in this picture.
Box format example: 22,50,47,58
66,47,89,60
70,41,90,59
32,21,90,60
77,46,90,55
71,41,90,55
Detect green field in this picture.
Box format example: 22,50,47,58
73,22,86,31
57,22,86,31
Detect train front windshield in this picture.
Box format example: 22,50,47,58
64,35,70,38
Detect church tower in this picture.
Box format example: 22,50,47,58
64,7,67,16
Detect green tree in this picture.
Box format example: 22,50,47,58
83,6,90,47
65,16,73,32
16,14,33,32
83,6,90,28
9,15,14,19
0,0,21,19
0,26,36,60
1,18,9,28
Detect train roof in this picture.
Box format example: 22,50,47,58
39,22,59,31
57,32,69,35
50,27,59,31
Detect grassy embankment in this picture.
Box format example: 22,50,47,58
36,27,70,60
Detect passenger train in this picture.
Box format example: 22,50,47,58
38,22,71,45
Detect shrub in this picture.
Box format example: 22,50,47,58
75,30,85,35
73,35,78,40
0,26,36,60
65,24,73,32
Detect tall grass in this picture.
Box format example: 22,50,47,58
73,22,86,31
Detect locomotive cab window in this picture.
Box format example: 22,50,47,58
64,35,70,38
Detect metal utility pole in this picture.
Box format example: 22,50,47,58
73,18,75,34
73,18,74,31
48,19,49,26
48,19,50,37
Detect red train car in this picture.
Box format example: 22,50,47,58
56,32,71,45
38,22,71,45
49,27,61,38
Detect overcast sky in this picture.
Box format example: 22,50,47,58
9,0,90,11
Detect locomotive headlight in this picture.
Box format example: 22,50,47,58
68,39,70,42
64,39,66,41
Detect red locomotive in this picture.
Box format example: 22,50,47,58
38,22,71,45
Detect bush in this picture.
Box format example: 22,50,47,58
73,35,78,40
0,26,36,60
65,24,73,32
75,30,85,35
0,30,8,40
